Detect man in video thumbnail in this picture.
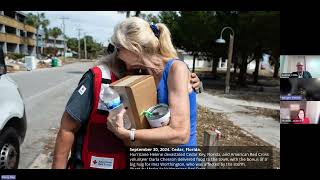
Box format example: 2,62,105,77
290,62,312,78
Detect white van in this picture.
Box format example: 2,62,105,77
0,49,27,169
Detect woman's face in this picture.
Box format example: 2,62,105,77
116,47,141,70
298,110,305,119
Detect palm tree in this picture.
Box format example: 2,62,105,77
43,27,49,54
49,27,62,56
25,12,50,57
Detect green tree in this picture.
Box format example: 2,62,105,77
80,35,103,59
140,13,160,24
66,35,103,59
25,12,50,57
234,11,280,84
157,11,280,85
272,48,280,78
49,27,62,56
158,11,218,72
67,37,78,52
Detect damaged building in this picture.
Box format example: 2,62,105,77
0,11,36,56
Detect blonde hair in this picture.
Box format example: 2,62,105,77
111,17,177,59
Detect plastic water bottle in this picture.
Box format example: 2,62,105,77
102,84,131,129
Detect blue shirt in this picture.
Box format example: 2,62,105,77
157,59,197,146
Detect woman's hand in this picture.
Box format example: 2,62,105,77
190,73,202,93
106,108,130,140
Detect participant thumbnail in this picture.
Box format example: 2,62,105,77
280,55,320,78
280,101,320,124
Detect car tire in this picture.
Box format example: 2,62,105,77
0,127,20,169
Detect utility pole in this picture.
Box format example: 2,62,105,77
60,17,69,61
36,12,40,59
84,32,87,59
76,28,82,59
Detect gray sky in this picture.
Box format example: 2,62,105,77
23,11,160,45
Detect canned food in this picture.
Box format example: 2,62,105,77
144,104,170,128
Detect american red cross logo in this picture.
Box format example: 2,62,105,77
78,85,86,95
93,160,97,164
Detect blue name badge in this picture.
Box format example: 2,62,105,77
1,175,16,180
280,95,302,101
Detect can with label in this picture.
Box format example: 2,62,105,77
145,104,170,128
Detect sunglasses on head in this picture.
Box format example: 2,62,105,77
106,43,122,54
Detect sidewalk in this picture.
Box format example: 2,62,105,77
197,92,280,149
27,127,58,169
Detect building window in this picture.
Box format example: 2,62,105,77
20,30,25,37
5,26,16,35
27,32,34,39
3,11,15,19
16,14,25,23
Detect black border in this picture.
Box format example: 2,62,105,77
0,169,280,178
281,124,320,174
2,0,280,10
281,7,320,55
5,0,320,177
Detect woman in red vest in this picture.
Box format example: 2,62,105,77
51,52,202,169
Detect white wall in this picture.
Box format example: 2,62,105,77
247,54,272,72
182,54,212,69
306,101,320,124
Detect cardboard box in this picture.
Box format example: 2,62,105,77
110,75,157,129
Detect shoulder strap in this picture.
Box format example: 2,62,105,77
97,64,112,84
94,65,113,114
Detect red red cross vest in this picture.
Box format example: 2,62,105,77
80,64,127,169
